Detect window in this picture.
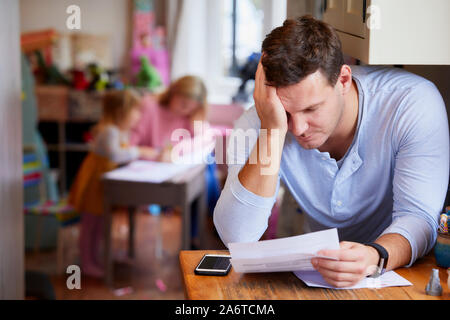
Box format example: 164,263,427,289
222,0,264,77
205,0,286,104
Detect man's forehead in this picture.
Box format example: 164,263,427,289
276,70,331,110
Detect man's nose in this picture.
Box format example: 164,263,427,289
290,116,309,137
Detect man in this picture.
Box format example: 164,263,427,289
213,15,449,287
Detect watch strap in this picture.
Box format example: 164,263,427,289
365,242,389,277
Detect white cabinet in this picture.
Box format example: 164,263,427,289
324,0,366,38
322,0,450,65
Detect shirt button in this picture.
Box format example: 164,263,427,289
336,200,343,207
322,157,327,161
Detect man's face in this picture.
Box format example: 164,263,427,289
277,70,345,150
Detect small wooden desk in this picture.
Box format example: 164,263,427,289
103,164,207,286
180,250,449,300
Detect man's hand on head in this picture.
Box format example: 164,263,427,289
253,61,289,134
311,241,380,288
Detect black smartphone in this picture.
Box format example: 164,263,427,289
194,254,232,276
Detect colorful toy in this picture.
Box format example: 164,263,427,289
87,63,109,92
70,69,89,90
130,0,170,86
136,56,162,91
35,50,70,85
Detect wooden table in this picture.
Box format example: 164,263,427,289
103,164,207,286
180,250,449,300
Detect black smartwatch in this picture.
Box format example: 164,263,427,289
365,242,389,278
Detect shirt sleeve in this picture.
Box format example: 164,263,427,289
95,126,140,164
381,81,450,267
213,107,280,247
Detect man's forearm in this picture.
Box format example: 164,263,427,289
374,233,412,271
238,130,286,197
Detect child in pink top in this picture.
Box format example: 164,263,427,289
130,76,220,247
130,94,194,150
131,75,208,157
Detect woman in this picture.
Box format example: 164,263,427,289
131,76,221,247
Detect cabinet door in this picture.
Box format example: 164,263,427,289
323,0,345,31
342,0,367,38
323,0,367,38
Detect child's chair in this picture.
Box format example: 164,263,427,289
23,147,81,274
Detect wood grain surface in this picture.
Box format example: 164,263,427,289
180,250,449,300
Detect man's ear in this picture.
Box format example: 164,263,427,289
337,65,353,95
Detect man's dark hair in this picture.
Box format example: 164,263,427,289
261,15,345,87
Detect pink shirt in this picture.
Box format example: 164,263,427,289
130,95,193,149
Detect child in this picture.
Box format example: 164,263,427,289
130,75,208,154
69,89,155,277
130,76,221,247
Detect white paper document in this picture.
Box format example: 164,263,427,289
294,270,412,290
229,229,340,273
103,160,195,183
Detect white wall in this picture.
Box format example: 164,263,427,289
0,0,24,300
20,0,130,69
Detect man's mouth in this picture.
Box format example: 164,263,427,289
299,135,314,141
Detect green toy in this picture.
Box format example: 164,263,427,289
136,55,162,91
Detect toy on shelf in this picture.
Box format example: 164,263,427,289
35,50,70,85
106,69,125,90
70,69,90,91
21,29,71,86
87,63,109,92
136,56,162,91
130,0,170,86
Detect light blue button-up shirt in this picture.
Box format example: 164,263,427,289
214,66,449,267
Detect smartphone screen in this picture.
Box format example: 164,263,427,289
198,256,230,270
195,255,231,275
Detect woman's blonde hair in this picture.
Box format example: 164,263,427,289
101,89,141,125
158,75,208,120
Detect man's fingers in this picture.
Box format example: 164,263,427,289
317,248,364,262
317,267,361,284
254,61,264,100
312,258,366,275
254,61,280,104
322,278,358,288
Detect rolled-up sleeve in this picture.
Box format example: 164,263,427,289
382,82,450,267
213,107,280,247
